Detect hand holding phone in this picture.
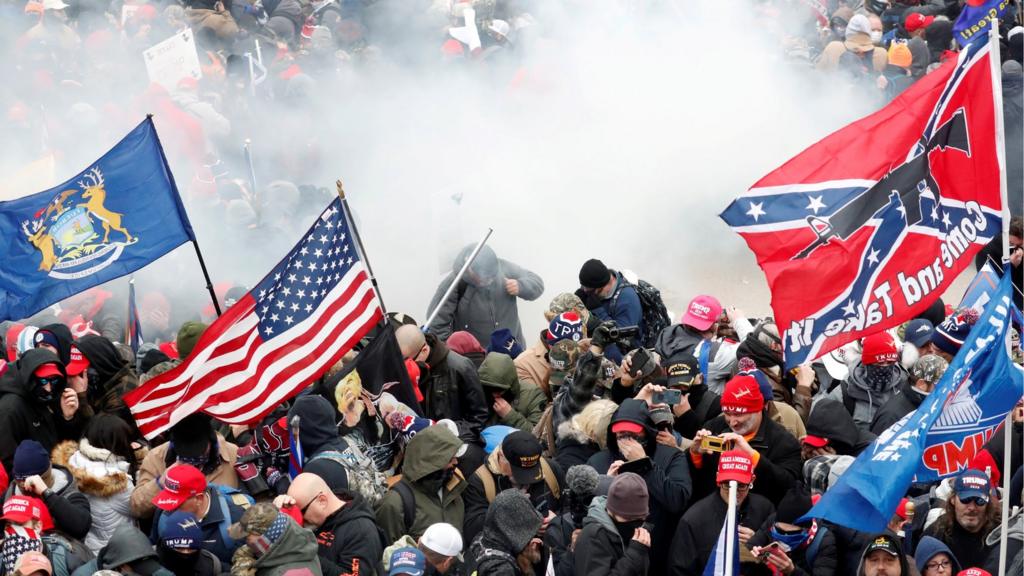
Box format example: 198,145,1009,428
654,388,682,406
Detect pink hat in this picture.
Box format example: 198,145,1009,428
682,295,722,332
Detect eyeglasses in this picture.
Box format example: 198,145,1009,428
300,492,322,515
958,495,988,507
925,559,952,571
719,483,751,492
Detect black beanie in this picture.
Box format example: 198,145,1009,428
579,259,611,289
775,484,813,525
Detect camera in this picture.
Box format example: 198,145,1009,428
592,321,641,349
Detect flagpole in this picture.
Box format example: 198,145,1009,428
336,180,388,317
423,227,493,331
725,480,737,576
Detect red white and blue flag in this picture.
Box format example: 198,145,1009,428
126,198,384,439
721,37,1006,367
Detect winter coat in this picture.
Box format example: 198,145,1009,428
71,523,173,576
668,491,775,576
672,387,722,439
816,41,887,73
515,339,552,398
130,434,240,519
654,318,754,394
463,449,564,548
376,425,467,544
313,492,382,576
573,496,649,576
587,399,692,574
2,463,92,541
748,520,839,576
828,362,908,433
985,507,1022,575
74,335,141,436
420,335,489,443
465,532,522,576
590,272,644,363
254,517,323,576
426,246,544,346
52,440,134,554
691,414,802,505
478,352,547,432
870,379,925,435
925,514,995,569
805,398,876,456
0,348,78,474
769,401,807,440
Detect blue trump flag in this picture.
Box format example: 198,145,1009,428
953,0,1012,48
0,117,195,322
803,272,1023,532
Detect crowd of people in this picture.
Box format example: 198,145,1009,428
1,0,1024,576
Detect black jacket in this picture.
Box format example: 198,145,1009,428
3,465,92,541
587,399,692,574
748,519,839,576
573,497,649,576
669,491,775,576
287,395,350,492
925,518,995,570
462,454,564,548
870,380,925,435
553,437,598,472
314,492,384,576
672,387,722,439
421,335,488,443
691,414,802,505
0,348,76,474
465,533,522,576
805,399,875,456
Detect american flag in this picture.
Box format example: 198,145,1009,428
125,198,383,439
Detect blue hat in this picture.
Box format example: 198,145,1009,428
13,440,50,479
546,312,584,345
905,319,935,348
389,546,425,576
160,511,203,551
481,425,518,454
487,328,523,359
953,469,992,502
933,308,979,356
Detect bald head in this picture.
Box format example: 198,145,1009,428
288,472,329,501
396,325,427,359
287,473,341,528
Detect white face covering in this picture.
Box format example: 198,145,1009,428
870,30,883,45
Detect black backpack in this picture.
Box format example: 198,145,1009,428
611,276,671,348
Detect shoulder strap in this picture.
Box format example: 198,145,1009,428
805,525,828,566
215,491,236,546
540,458,560,500
474,465,498,503
696,340,711,384
392,478,416,532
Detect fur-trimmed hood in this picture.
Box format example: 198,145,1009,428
52,440,132,498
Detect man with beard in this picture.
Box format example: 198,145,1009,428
828,332,909,433
465,489,544,576
925,470,1001,569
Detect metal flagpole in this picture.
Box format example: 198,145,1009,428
191,240,222,317
422,227,493,331
724,480,738,576
336,180,388,317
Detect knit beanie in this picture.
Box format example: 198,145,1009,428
485,489,542,554
721,374,765,414
13,440,50,478
487,328,523,359
606,472,649,521
176,321,207,360
774,485,813,524
578,259,611,289
888,42,912,68
932,308,980,356
736,359,773,405
547,312,584,344
861,332,899,365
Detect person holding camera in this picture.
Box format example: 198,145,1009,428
573,472,651,576
576,259,643,363
544,464,600,576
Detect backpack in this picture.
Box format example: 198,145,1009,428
309,443,388,507
610,274,671,349
387,475,418,532
42,533,92,576
474,459,561,502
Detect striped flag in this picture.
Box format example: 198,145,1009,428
703,512,739,576
125,198,383,439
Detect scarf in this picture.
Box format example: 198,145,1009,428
1,525,41,574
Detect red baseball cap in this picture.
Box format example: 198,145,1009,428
32,363,62,379
65,345,90,377
721,374,765,414
611,421,645,435
802,435,829,448
905,12,935,33
717,450,754,484
3,495,45,524
681,295,723,332
152,465,207,511
957,569,992,576
862,332,899,365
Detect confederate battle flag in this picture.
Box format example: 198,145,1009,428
721,34,1007,367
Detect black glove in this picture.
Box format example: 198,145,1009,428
575,288,603,311
591,321,617,349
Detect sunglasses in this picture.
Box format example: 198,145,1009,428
958,495,988,507
300,492,323,515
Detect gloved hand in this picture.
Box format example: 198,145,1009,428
592,320,617,349
575,288,603,311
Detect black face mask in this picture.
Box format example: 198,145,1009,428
32,377,59,405
157,545,199,573
420,467,450,494
614,518,645,544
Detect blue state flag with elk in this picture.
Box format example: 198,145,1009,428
0,117,195,322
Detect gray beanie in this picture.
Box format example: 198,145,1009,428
606,472,649,521
485,489,542,554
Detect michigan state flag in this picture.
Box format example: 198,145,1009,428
0,117,195,322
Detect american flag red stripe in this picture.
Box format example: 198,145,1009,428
125,199,383,439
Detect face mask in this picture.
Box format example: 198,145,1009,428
863,364,900,392
158,546,199,574
870,30,883,44
770,525,809,552
614,518,645,544
32,378,57,404
420,468,449,494
2,526,41,574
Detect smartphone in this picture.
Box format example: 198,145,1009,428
700,435,728,453
631,348,653,377
654,388,682,405
757,542,782,561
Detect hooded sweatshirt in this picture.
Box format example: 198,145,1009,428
573,496,649,576
478,352,547,432
587,399,691,574
71,523,174,576
914,535,961,575
829,362,908,433
253,517,323,576
856,535,911,576
52,439,134,554
74,335,139,431
36,323,74,365
287,395,351,492
376,425,467,544
0,348,72,474
313,492,382,576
